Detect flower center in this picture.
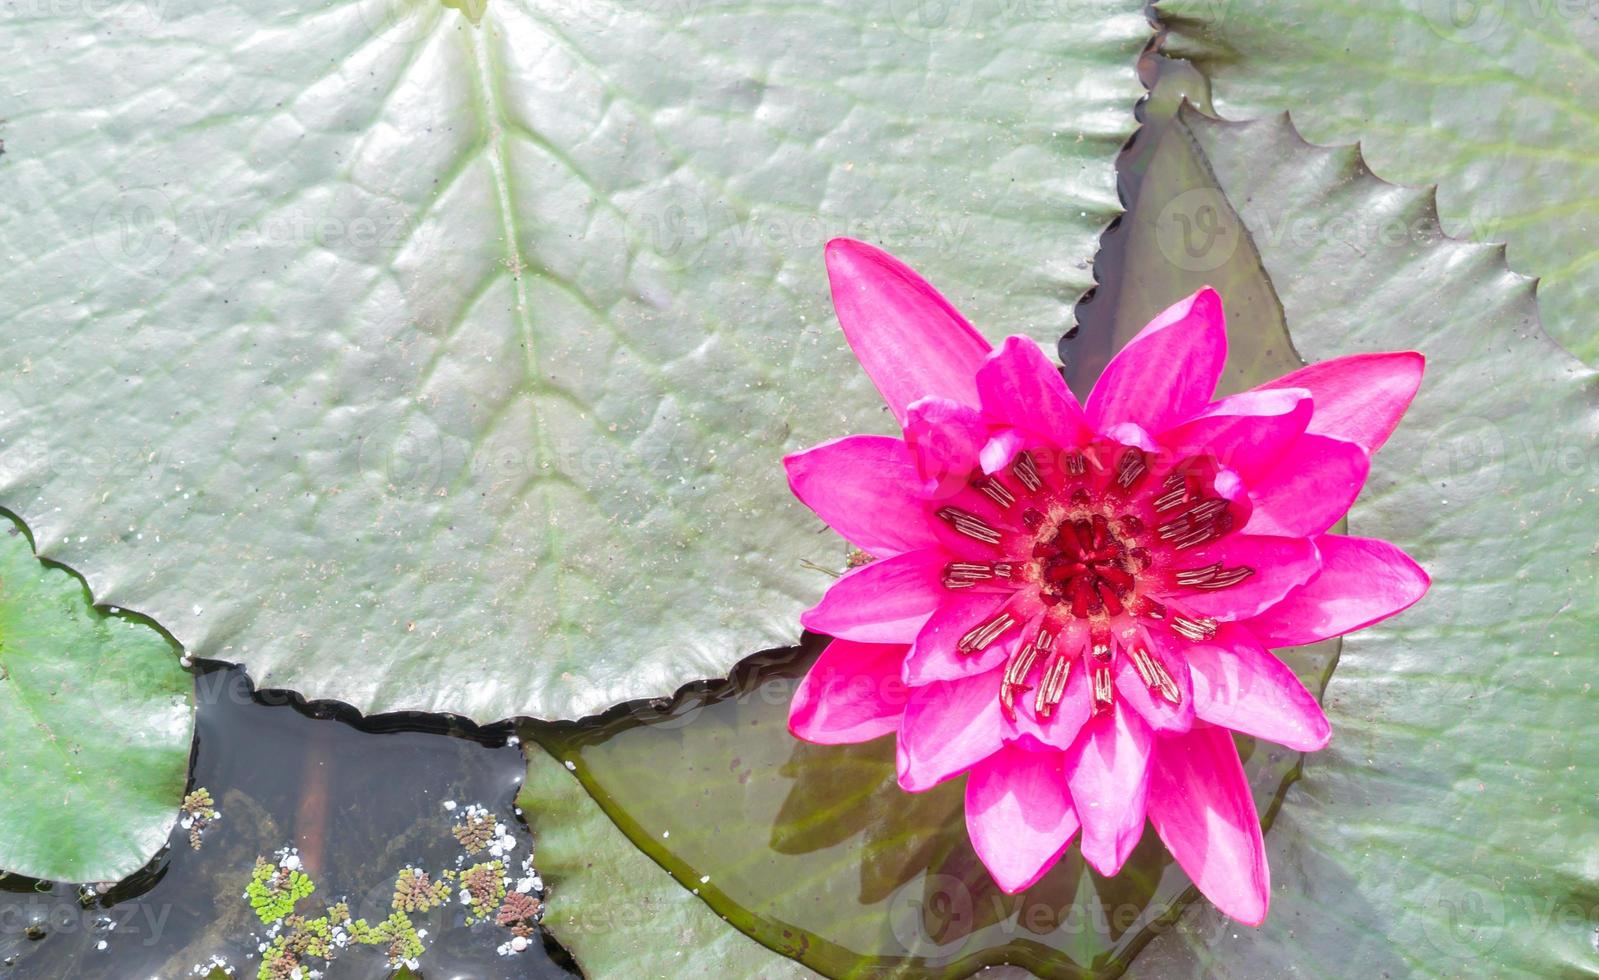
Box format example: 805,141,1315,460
1030,510,1145,618
937,447,1253,722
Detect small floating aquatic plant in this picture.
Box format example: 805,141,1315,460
784,239,1430,923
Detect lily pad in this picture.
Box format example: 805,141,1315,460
0,517,193,883
519,88,1350,974
1159,0,1599,364
524,724,817,979
1127,107,1599,977
0,0,1144,721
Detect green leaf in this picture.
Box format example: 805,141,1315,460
0,0,1145,721
0,517,193,882
1159,0,1599,364
521,734,817,979
1127,107,1599,977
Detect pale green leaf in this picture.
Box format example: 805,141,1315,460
1161,0,1599,363
1128,106,1599,978
522,736,819,979
0,0,1145,720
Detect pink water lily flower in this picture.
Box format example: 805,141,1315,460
785,239,1430,924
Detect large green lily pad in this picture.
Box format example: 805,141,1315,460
0,517,193,883
1160,0,1599,363
1126,107,1599,977
0,0,1144,721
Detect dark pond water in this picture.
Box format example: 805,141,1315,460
0,664,578,979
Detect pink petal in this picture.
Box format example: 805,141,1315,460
1115,632,1195,734
965,745,1079,893
976,335,1092,446
979,427,1028,476
825,238,991,424
784,435,941,556
1064,701,1153,876
1254,351,1424,454
1003,632,1094,751
1085,287,1227,436
903,594,1023,685
1187,625,1331,751
904,397,987,498
897,667,1006,792
799,549,947,643
1147,724,1270,926
1244,534,1430,646
1242,434,1370,538
1102,420,1161,454
1158,388,1312,484
788,639,911,745
1165,534,1320,620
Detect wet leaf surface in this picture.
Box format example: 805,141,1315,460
0,0,1144,722
1160,0,1599,364
1127,106,1599,979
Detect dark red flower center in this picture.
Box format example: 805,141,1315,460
935,446,1255,722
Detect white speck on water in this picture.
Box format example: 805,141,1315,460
564,760,576,771
443,800,457,811
96,941,107,951
661,830,669,838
